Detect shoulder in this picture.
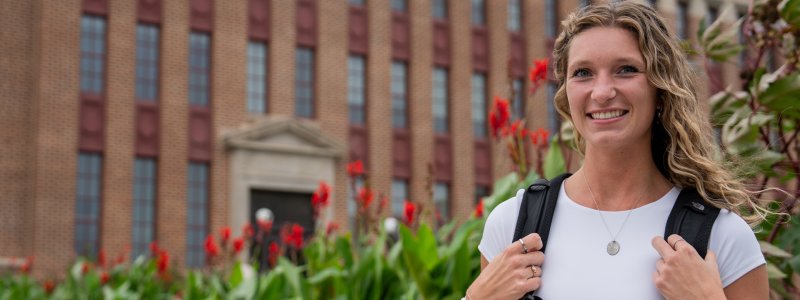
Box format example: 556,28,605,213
709,209,766,287
478,189,525,262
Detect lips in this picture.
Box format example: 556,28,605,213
588,110,628,120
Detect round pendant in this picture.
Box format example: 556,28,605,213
607,241,620,256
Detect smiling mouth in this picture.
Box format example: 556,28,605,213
588,110,628,120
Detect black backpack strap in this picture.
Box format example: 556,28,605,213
512,173,571,253
663,188,721,258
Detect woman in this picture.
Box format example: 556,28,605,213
467,2,767,299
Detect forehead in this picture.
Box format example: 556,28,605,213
567,26,644,66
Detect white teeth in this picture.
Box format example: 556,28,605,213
591,110,624,120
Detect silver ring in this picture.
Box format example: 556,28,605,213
670,238,685,249
518,239,528,254
530,265,538,278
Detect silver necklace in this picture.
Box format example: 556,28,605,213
582,172,643,256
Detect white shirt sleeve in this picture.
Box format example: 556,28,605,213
478,189,525,262
709,209,766,287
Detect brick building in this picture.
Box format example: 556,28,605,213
0,0,744,275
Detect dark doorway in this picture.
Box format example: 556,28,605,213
249,189,315,270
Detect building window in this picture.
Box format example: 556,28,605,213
676,1,688,40
508,0,521,32
247,41,268,114
80,15,107,94
434,183,450,222
512,78,525,120
391,179,408,219
74,153,102,257
135,24,160,102
433,68,449,134
475,185,490,204
547,82,560,135
472,73,487,138
391,0,407,12
432,0,447,20
348,55,366,125
391,61,408,129
186,162,209,267
132,158,157,259
189,32,211,107
471,0,486,26
545,0,557,37
349,0,365,6
296,48,315,118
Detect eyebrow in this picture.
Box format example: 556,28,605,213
568,57,645,69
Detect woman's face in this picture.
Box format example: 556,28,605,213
565,26,658,151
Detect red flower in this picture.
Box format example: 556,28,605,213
242,223,254,239
81,262,90,274
233,237,245,254
530,128,551,145
157,250,169,274
204,234,219,258
257,220,273,234
100,271,110,285
290,224,305,248
20,256,33,274
97,250,106,267
149,242,159,254
347,160,364,178
404,201,416,225
326,222,340,236
357,187,374,209
312,181,331,217
489,97,511,137
43,280,55,294
474,199,484,218
220,227,231,245
529,59,548,84
268,242,279,267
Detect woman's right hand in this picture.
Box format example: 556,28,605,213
467,233,545,300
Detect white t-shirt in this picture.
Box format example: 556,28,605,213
478,184,765,300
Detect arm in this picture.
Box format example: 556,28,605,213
723,265,768,300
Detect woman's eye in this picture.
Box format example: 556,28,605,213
619,65,639,74
572,69,591,78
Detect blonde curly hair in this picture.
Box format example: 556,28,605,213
552,2,764,223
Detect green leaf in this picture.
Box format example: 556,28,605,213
766,262,787,279
698,11,743,62
760,241,793,258
780,0,800,28
229,262,243,288
543,139,566,179
758,74,800,118
483,172,522,214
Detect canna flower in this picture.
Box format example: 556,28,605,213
404,201,417,225
529,59,548,84
20,256,33,274
530,128,551,145
290,224,305,249
268,242,279,267
149,242,159,255
347,160,364,178
242,223,254,239
100,271,110,285
81,262,90,274
43,280,55,294
221,227,231,245
357,187,374,210
157,250,169,274
204,234,219,258
233,237,245,254
489,96,511,137
326,222,340,236
475,199,484,218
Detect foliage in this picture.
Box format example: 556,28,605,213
698,1,800,297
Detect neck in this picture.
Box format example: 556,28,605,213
569,144,672,211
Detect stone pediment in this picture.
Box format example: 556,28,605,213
224,117,345,158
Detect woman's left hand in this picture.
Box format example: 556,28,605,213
651,234,726,300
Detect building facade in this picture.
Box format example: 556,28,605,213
0,0,745,275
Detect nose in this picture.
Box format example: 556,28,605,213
591,74,616,103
